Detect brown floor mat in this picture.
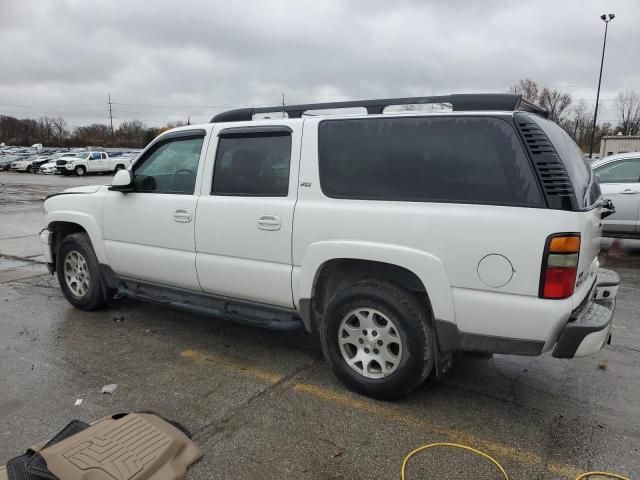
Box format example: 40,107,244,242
2,413,201,480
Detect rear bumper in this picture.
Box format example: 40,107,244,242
552,268,619,359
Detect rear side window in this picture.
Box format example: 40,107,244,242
212,134,291,196
530,115,600,208
318,116,544,207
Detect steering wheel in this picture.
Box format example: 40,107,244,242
169,169,196,192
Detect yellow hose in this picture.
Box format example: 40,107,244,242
400,443,631,480
401,442,509,480
575,473,630,480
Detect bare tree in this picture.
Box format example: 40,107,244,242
616,89,640,136
51,117,69,145
116,120,147,147
539,88,572,124
513,78,540,102
570,100,592,141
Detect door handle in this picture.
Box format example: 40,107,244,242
621,189,639,194
174,209,192,223
257,215,281,231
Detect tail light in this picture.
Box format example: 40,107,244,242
540,234,581,299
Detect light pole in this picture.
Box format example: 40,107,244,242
589,13,615,159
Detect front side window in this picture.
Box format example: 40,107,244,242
212,134,291,196
90,152,101,160
318,116,543,206
133,136,204,194
595,159,640,184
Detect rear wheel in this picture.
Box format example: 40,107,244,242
320,280,434,400
114,164,125,172
75,165,86,176
26,165,33,173
56,233,107,310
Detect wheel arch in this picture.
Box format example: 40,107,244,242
46,215,107,269
296,241,456,331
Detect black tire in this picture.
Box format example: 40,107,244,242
56,233,107,310
26,165,33,173
75,165,86,176
320,280,434,400
114,164,125,172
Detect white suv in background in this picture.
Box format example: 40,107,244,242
40,94,619,399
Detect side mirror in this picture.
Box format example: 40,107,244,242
109,169,134,192
601,198,615,219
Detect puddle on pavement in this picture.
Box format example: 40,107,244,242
0,257,31,271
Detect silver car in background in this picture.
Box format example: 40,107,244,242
593,152,640,238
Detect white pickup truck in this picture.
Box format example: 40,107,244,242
56,151,131,176
40,94,619,399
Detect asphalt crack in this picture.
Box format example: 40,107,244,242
193,355,322,444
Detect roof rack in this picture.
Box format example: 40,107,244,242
210,93,548,123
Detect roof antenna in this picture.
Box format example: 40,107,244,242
282,92,285,116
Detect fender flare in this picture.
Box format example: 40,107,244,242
297,240,456,325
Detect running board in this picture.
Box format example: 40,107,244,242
117,283,303,332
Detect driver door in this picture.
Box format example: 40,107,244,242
102,129,209,290
87,152,105,172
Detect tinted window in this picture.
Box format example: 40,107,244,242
212,134,291,196
318,116,543,206
133,136,204,194
90,152,101,160
595,159,640,183
530,115,600,208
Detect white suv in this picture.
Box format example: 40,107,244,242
40,94,619,399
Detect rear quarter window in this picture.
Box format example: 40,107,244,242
318,116,544,207
529,115,600,208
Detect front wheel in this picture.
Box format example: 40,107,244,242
75,165,86,176
56,233,107,310
320,280,434,400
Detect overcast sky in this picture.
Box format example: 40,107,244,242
1,0,639,128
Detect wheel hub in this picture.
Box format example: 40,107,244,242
63,250,90,298
338,308,403,379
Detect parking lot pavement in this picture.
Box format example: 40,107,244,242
1,172,639,479
0,172,99,260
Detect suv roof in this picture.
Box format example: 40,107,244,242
593,152,640,167
210,93,548,123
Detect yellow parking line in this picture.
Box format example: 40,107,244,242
180,349,580,478
293,383,580,478
180,348,283,384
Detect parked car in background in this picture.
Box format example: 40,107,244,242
593,152,640,238
10,154,53,173
0,156,18,171
39,161,59,175
57,151,131,176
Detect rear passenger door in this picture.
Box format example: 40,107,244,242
195,124,301,307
